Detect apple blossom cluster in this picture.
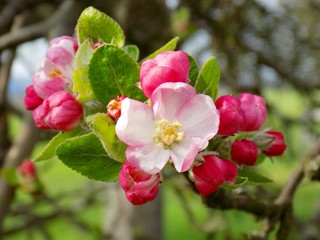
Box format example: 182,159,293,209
24,11,286,206
24,36,83,131
114,51,286,203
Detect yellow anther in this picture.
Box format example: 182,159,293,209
154,119,184,148
48,67,64,78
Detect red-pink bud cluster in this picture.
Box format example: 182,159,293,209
24,36,83,131
215,93,267,135
140,50,190,98
119,161,161,205
214,93,286,168
192,155,238,196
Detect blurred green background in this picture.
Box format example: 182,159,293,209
1,0,319,239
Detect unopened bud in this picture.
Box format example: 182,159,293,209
231,139,258,166
192,155,238,197
24,85,43,110
215,95,245,135
107,95,127,121
238,93,267,132
119,161,161,205
140,51,190,98
261,131,287,156
32,91,83,131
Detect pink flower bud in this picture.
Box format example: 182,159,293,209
32,36,78,100
140,50,190,98
24,85,43,110
119,161,161,205
215,95,245,135
231,139,258,166
32,91,83,131
262,131,287,156
46,36,78,74
17,160,37,179
239,93,267,132
106,95,127,121
32,58,69,99
192,155,238,197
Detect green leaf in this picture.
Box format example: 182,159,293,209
238,169,273,185
34,127,83,162
76,7,125,47
188,54,199,87
56,133,122,182
123,45,140,61
222,176,248,189
73,40,95,103
142,37,179,62
91,113,126,163
195,57,220,99
88,44,145,105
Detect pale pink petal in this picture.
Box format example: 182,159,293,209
151,82,196,122
116,98,155,146
177,94,219,140
126,144,170,174
170,138,204,172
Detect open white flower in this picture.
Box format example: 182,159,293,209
116,82,220,174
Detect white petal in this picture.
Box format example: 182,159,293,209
151,82,196,121
170,138,204,172
177,94,219,140
116,98,155,146
126,144,170,174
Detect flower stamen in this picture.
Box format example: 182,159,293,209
48,67,64,78
154,119,184,148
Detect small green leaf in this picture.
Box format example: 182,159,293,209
34,127,83,162
142,37,179,62
73,68,96,103
72,40,96,103
238,169,273,185
188,54,199,87
91,113,126,163
195,57,220,99
222,176,248,189
123,45,140,61
76,7,125,47
56,133,122,182
88,44,145,105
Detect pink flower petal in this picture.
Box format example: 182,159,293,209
116,98,155,146
177,94,219,140
151,82,196,122
126,144,170,174
170,138,203,172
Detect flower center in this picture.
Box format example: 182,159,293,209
48,67,64,78
154,119,184,148
108,99,122,112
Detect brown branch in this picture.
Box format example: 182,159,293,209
204,188,280,218
0,0,92,51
